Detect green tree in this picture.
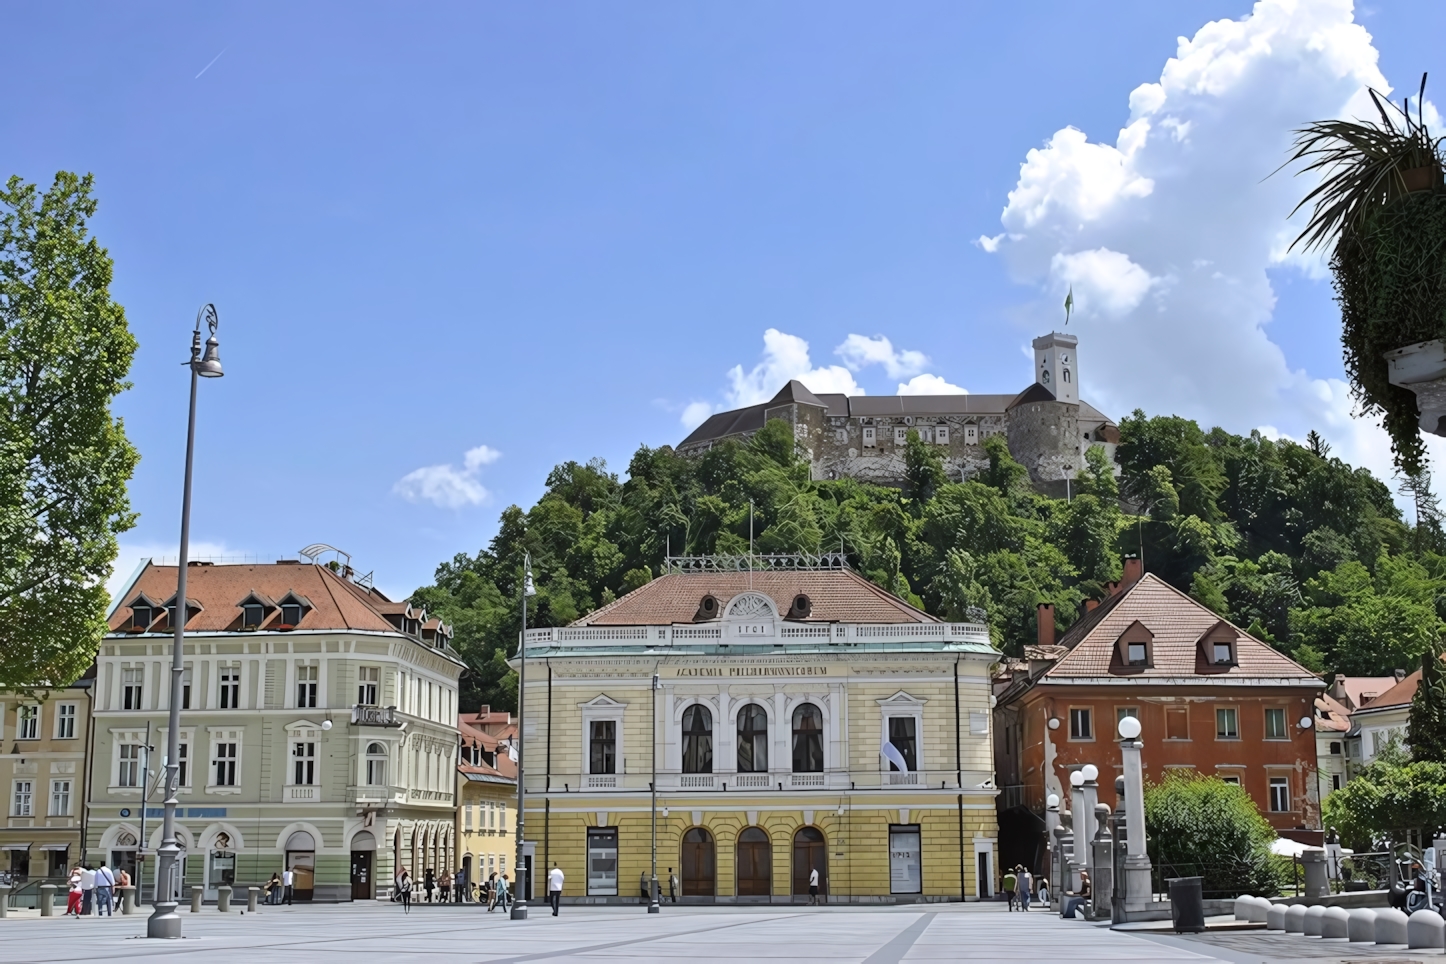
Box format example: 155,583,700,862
903,429,946,504
1409,643,1446,764
0,173,138,688
1322,755,1446,849
1144,772,1286,897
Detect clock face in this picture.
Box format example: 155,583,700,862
1061,354,1070,363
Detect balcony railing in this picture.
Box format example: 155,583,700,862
538,769,992,793
285,785,319,803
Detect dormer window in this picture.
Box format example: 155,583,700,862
242,604,265,628
1198,621,1239,667
281,603,303,626
126,595,160,632
1127,642,1148,666
1213,642,1234,664
162,595,202,629
1114,620,1153,670
276,591,313,629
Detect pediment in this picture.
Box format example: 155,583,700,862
579,694,628,709
876,691,928,707
724,592,778,621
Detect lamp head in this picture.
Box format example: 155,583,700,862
193,303,223,378
523,571,536,598
321,720,332,731
1069,769,1084,787
1117,716,1142,740
1299,716,1314,730
1080,764,1099,783
1046,793,1060,808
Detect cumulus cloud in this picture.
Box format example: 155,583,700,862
680,401,714,430
836,334,929,379
980,0,1445,491
898,374,968,395
724,328,864,407
393,445,500,509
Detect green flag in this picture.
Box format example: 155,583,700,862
1064,286,1074,326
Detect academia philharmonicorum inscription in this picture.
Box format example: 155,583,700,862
672,665,830,678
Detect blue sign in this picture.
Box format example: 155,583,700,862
145,808,165,818
187,808,226,818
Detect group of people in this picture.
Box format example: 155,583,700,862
638,869,681,903
1000,864,1049,912
392,867,513,911
264,869,295,904
65,861,125,917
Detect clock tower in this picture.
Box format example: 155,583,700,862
1032,332,1078,404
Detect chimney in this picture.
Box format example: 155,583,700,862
1122,556,1143,587
1037,603,1055,648
1105,581,1121,597
1084,599,1099,613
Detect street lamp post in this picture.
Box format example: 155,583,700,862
148,305,223,939
511,555,535,921
1117,715,1152,914
649,671,660,913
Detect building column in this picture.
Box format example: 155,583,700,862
1119,736,1152,913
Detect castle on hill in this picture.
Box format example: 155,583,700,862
679,332,1118,487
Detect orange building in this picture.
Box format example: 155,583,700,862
993,565,1323,867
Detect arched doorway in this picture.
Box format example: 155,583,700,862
351,830,376,901
736,827,771,897
792,827,826,899
285,831,316,901
680,828,715,896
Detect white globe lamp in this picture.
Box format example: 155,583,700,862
1080,764,1099,783
1046,793,1060,808
1069,769,1084,787
1118,715,1142,740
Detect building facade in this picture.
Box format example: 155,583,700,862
994,566,1324,867
516,559,1000,904
456,706,518,891
1,680,93,887
90,559,463,902
678,332,1118,487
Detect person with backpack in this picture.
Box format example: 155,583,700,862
397,869,413,912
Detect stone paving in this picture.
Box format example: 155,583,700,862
1,900,1441,963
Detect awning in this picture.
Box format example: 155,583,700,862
40,843,70,851
1,843,31,851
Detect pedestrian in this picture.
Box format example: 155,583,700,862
1002,866,1017,911
1061,870,1091,920
94,860,116,916
282,866,294,905
424,867,435,903
668,868,679,903
640,871,649,903
397,869,412,913
808,866,821,905
455,867,467,903
66,867,83,917
547,862,564,916
268,872,282,905
485,871,497,912
1019,867,1033,912
496,873,510,913
80,863,96,916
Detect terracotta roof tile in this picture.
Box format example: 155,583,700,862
1044,573,1320,681
1358,669,1421,710
573,569,938,626
1334,676,1408,710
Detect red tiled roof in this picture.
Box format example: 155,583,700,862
458,713,518,780
1042,573,1319,681
572,569,938,626
1357,670,1420,710
1315,692,1353,732
110,561,402,634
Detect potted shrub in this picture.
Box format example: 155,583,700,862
1286,75,1446,475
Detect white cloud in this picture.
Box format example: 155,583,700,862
982,0,1440,502
393,445,501,509
681,401,714,430
898,374,968,395
725,328,864,406
836,334,929,379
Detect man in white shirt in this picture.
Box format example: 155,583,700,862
94,861,116,916
282,867,294,905
547,864,564,916
80,864,96,915
808,867,820,905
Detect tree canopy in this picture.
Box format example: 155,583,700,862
0,173,138,688
1144,772,1287,898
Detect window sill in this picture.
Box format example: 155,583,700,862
205,786,244,795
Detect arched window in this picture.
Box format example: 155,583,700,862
736,827,772,896
1063,368,1071,384
791,703,823,773
680,827,715,896
792,827,827,897
682,705,713,774
736,704,768,773
1041,368,1051,384
366,743,387,786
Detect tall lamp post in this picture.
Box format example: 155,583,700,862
649,671,660,913
511,555,535,921
148,305,223,939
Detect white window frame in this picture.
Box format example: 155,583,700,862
292,739,317,785
862,426,876,448
110,729,147,791
122,665,144,710
217,663,242,710
364,741,389,787
50,778,72,816
1268,776,1290,812
1068,706,1094,742
16,704,39,741
1216,707,1240,741
54,702,77,740
208,728,243,792
877,692,926,774
935,425,949,445
358,666,380,707
580,695,627,782
893,427,907,445
12,780,33,817
295,662,319,709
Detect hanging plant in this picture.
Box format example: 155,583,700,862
1284,75,1446,475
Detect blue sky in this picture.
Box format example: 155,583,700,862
4,1,1444,599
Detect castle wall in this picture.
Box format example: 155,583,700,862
1005,400,1082,484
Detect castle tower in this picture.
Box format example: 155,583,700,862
1032,332,1078,405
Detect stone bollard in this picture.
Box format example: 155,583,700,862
1284,904,1307,933
1266,903,1288,931
39,884,56,917
119,885,135,914
1374,907,1409,945
1247,896,1271,923
1321,906,1349,939
1348,907,1376,942
247,886,259,913
1234,895,1255,921
1300,848,1330,899
1304,905,1327,937
217,885,231,912
190,885,204,913
1408,908,1446,949
0,885,8,919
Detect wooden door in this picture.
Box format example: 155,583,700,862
792,827,826,896
681,828,715,896
351,851,372,901
735,827,771,897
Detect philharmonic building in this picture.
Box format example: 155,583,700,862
517,557,1000,903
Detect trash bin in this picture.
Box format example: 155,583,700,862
1168,877,1205,934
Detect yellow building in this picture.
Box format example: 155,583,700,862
515,559,999,904
455,706,517,891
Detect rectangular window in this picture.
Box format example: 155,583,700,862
888,717,918,770
1332,774,1342,791
465,805,473,832
589,720,616,775
17,705,39,741
1264,708,1287,740
1216,708,1239,740
177,742,189,788
889,825,923,895
965,425,978,444
292,741,315,785
12,780,32,817
587,827,619,896
296,664,318,708
1330,742,1342,755
1126,642,1148,666
862,426,876,448
219,665,240,709
55,703,76,739
1116,707,1139,726
1213,642,1234,664
358,666,379,706
50,779,71,816
213,742,237,786
118,744,141,787
130,606,152,630
1166,707,1189,740
935,426,949,445
1069,707,1093,741
893,427,907,445
499,802,506,833
1269,777,1290,812
1221,775,1241,786
122,667,143,710
281,603,303,626
242,603,265,628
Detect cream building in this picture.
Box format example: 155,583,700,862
516,558,999,903
90,557,462,901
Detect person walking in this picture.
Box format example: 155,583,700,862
424,867,435,903
455,867,467,903
547,863,564,916
640,871,649,903
397,869,413,913
1019,867,1033,912
1002,866,1017,911
282,867,294,905
94,861,116,916
267,872,282,905
484,872,497,912
66,867,83,917
79,864,96,916
808,866,821,905
495,873,510,913
668,868,679,904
